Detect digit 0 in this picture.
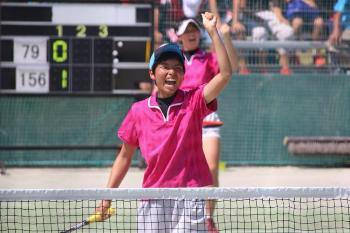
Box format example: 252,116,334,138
52,40,68,63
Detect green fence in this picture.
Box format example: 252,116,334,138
218,74,350,166
1,74,350,166
0,96,134,166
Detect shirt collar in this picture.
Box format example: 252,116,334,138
148,90,185,108
184,49,206,63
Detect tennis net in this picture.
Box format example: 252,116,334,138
1,187,350,232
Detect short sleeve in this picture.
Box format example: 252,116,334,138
117,106,139,147
190,85,217,118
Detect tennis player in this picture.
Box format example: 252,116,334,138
99,12,232,232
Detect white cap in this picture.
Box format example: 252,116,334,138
176,19,200,36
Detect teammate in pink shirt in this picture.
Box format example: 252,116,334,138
99,12,232,232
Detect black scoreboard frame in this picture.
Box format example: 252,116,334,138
0,0,154,96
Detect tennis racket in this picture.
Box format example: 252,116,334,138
60,207,116,233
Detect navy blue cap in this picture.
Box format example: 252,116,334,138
149,43,185,71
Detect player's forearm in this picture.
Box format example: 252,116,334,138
106,144,135,188
204,30,231,103
210,31,232,81
222,33,238,73
202,12,231,103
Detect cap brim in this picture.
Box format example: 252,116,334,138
149,43,184,71
176,19,200,36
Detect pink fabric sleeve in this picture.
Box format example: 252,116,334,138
117,106,139,147
190,85,217,118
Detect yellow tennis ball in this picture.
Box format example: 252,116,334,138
88,208,116,223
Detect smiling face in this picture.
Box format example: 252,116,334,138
150,57,185,98
178,23,201,51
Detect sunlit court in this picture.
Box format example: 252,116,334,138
1,0,350,232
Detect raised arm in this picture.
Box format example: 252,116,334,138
220,23,239,73
202,12,232,104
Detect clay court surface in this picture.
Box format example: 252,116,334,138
1,166,350,189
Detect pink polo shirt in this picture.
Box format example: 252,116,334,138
181,49,219,91
118,85,216,188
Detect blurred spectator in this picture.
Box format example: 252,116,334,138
232,0,294,75
154,0,205,46
286,0,325,40
154,0,227,47
154,1,164,48
206,0,250,73
208,0,235,27
328,0,350,45
285,0,326,66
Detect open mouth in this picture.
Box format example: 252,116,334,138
165,80,176,85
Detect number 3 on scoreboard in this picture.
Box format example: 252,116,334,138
16,66,49,93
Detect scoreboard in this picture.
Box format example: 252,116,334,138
0,1,153,94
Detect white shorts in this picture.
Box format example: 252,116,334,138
137,199,207,232
202,127,220,138
202,112,221,138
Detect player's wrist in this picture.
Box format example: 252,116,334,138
101,200,111,208
208,29,220,39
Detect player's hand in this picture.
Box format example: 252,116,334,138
201,12,217,34
95,200,113,221
60,202,115,233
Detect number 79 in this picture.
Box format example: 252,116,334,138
22,44,40,59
